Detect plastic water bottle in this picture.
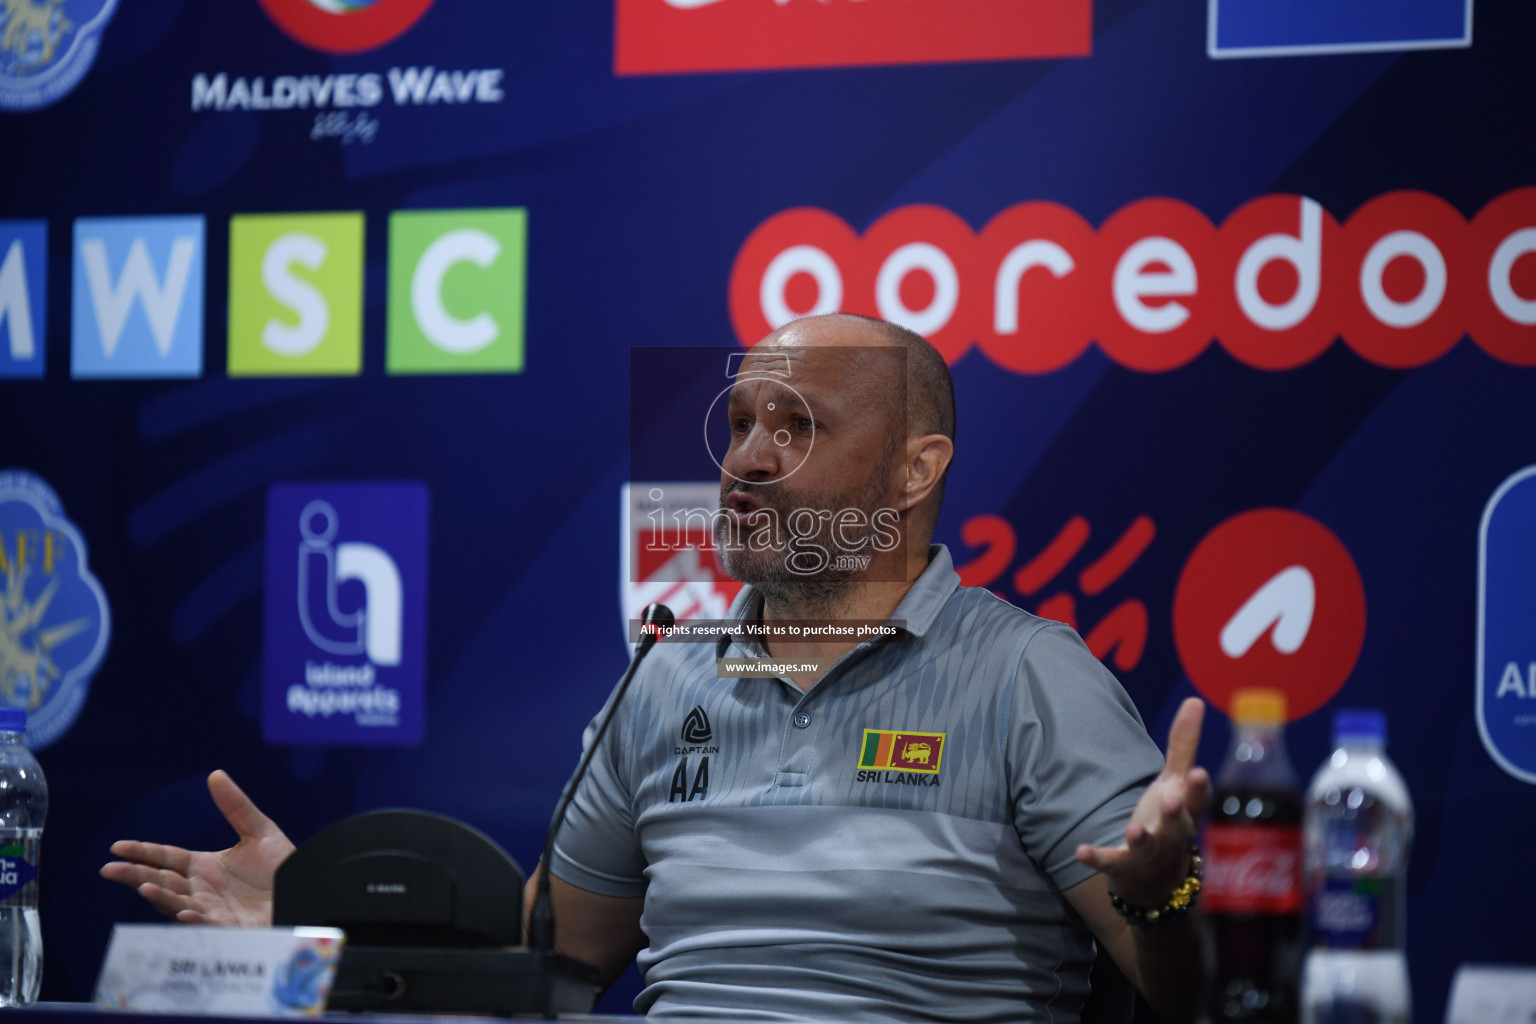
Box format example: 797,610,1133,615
1301,709,1412,1024
0,708,46,1006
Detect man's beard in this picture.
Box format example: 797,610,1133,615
715,448,896,614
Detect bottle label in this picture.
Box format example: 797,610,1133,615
0,838,39,906
1203,823,1301,914
1310,875,1396,949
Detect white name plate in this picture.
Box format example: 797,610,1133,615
93,924,346,1018
1445,963,1536,1024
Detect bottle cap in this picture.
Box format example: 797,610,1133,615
0,709,25,732
1333,708,1386,746
1229,688,1286,725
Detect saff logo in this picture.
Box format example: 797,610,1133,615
1173,509,1367,722
671,704,717,803
262,482,428,746
257,0,434,54
228,213,364,377
0,222,46,379
70,216,205,379
0,0,117,111
386,209,526,375
0,470,110,749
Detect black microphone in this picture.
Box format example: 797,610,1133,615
529,603,674,954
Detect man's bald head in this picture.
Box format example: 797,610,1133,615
760,313,954,442
756,312,957,518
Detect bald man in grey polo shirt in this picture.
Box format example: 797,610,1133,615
104,314,1212,1023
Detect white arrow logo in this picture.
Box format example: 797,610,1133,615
1219,565,1315,658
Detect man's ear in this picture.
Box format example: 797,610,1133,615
899,434,955,513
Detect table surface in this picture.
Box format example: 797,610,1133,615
33,1004,642,1023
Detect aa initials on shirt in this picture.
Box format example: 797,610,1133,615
669,756,710,802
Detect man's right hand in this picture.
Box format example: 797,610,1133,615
99,770,294,927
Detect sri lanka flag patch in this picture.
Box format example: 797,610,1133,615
859,729,945,774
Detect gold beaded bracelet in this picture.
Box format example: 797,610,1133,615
1107,845,1202,929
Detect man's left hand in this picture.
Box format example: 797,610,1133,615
1075,697,1211,907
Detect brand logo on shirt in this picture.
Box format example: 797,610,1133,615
681,704,712,744
856,728,945,786
671,705,717,802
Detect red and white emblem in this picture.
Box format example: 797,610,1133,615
621,483,744,642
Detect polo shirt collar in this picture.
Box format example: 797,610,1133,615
895,544,961,638
713,544,960,657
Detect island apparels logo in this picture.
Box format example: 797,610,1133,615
261,482,428,746
0,470,110,748
0,0,117,112
669,704,715,802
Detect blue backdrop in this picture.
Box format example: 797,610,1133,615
3,0,1534,1016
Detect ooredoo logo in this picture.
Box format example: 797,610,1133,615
729,188,1536,372
257,0,435,54
1173,509,1366,722
615,0,1090,76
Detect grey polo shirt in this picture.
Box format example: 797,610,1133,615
551,545,1164,1022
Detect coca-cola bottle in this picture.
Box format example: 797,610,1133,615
1204,688,1303,1023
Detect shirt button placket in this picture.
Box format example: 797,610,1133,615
776,705,818,789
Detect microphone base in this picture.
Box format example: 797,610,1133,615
326,946,601,1017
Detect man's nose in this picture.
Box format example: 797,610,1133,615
722,424,782,482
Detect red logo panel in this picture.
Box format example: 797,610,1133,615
258,0,436,54
729,188,1536,373
1172,509,1366,722
615,0,1092,76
